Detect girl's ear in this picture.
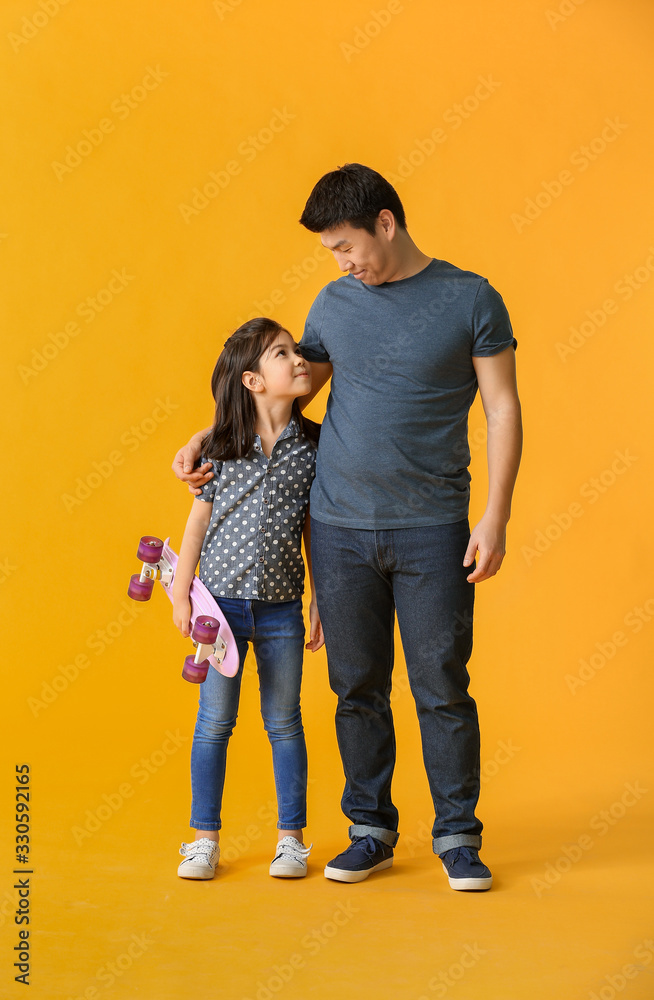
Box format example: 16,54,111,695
242,371,262,392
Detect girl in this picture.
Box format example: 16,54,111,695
172,317,323,880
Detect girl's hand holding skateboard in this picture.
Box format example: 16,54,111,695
173,595,193,638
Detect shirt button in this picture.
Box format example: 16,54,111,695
259,557,264,563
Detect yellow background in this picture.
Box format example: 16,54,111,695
2,0,653,997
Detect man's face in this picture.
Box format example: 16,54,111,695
320,220,394,286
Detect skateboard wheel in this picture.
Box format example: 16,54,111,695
191,616,220,645
127,574,154,601
137,536,164,564
182,655,209,684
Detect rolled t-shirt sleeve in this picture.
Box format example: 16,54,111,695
471,279,517,356
299,287,330,363
195,457,221,503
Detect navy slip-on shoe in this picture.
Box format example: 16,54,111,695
324,835,394,883
439,846,492,890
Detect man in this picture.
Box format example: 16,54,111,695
173,163,522,890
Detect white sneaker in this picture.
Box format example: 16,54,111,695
178,838,219,879
269,837,311,878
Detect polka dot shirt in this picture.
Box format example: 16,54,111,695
196,417,317,602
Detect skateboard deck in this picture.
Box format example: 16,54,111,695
128,536,239,680
159,539,239,678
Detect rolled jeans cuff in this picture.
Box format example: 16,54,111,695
349,824,399,848
432,833,482,855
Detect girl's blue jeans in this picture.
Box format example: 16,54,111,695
189,597,307,832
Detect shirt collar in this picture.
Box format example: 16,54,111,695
279,416,300,441
253,416,299,453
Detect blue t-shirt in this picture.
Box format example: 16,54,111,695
299,258,517,529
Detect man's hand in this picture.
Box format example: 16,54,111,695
305,597,325,652
463,513,507,583
171,430,213,495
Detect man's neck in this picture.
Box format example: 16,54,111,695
385,233,433,282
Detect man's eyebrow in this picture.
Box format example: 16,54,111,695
321,237,350,250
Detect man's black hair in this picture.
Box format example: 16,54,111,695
299,163,407,236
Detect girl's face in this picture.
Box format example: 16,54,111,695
246,330,312,400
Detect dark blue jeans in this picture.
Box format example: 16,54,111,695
310,517,482,854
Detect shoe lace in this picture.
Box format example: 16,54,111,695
179,839,216,859
443,846,481,867
275,837,312,862
352,835,384,857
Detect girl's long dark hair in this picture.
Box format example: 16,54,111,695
201,317,320,462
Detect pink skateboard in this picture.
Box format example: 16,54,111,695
128,535,238,683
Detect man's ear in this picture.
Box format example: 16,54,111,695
377,209,396,240
242,371,262,392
